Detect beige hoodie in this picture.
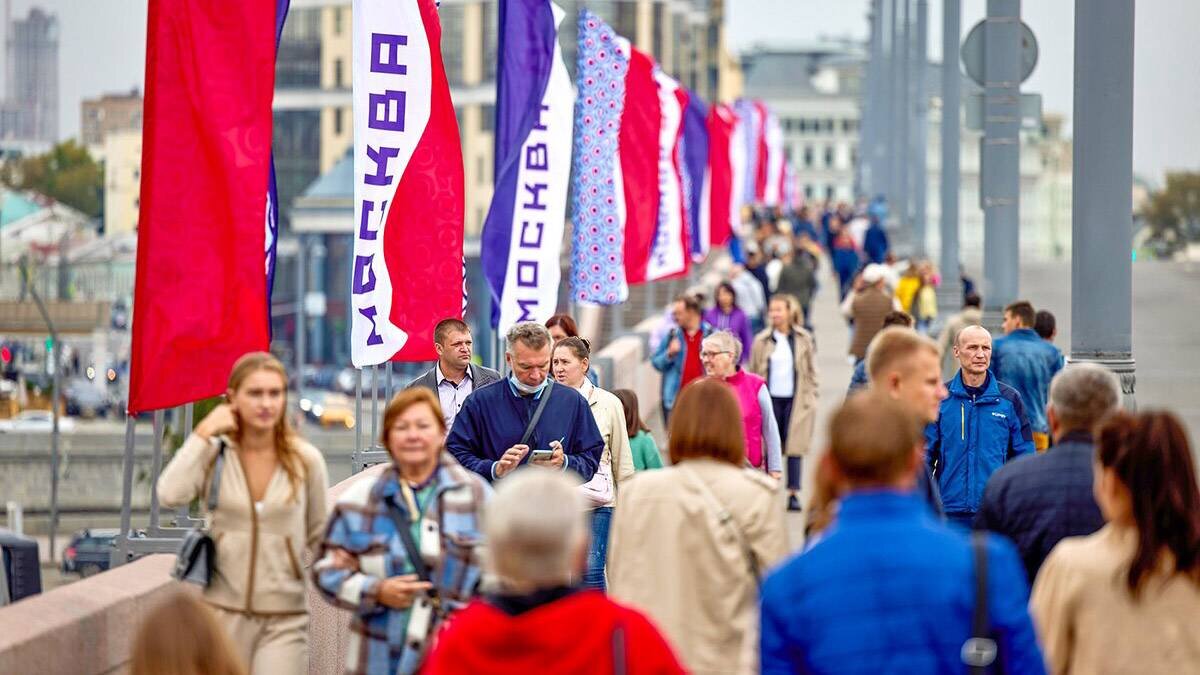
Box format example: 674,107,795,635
158,433,329,615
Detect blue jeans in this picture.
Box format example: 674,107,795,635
584,506,613,591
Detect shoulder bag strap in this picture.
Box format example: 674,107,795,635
383,493,431,582
962,530,998,673
680,465,761,589
518,381,554,448
205,438,226,512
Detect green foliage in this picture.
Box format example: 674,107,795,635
0,140,104,217
1141,172,1200,246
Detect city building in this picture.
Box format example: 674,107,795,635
101,128,141,236
81,89,142,150
1,7,58,146
742,44,1073,262
277,0,738,364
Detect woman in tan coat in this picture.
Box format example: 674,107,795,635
749,293,819,512
608,378,788,675
1030,410,1200,674
157,352,328,674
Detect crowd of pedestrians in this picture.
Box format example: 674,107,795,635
132,201,1200,675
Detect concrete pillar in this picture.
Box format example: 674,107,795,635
937,0,963,311
888,0,902,222
1070,0,1136,406
896,0,911,231
980,0,1021,331
912,0,929,256
860,0,886,198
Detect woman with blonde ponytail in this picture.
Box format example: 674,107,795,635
158,352,329,674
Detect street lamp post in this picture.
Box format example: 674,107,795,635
1070,0,1136,407
937,0,963,312
912,0,929,256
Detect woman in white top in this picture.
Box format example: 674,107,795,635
749,294,819,512
551,336,635,591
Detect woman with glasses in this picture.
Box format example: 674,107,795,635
700,330,782,479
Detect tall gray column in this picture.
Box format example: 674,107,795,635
1071,0,1136,406
888,0,903,223
295,235,306,383
912,0,929,256
980,0,1021,331
937,0,963,311
861,0,886,198
897,0,911,233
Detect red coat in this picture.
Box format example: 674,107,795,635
422,590,686,675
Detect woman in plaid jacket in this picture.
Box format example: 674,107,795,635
313,388,491,675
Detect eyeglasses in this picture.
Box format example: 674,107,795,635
699,350,731,359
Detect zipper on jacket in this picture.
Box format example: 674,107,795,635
960,404,965,441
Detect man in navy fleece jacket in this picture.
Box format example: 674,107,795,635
447,322,603,483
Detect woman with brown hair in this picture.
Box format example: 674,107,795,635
613,388,663,470
157,352,328,674
131,591,247,675
1030,410,1200,674
608,378,787,674
313,387,490,675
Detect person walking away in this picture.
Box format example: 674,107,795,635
313,388,490,675
975,364,1118,581
843,264,896,363
927,326,1035,529
828,215,861,300
1031,411,1200,675
912,261,939,335
446,322,604,483
130,591,248,675
760,394,1044,675
608,379,787,675
894,262,922,314
651,294,713,424
774,234,821,330
422,469,685,675
703,282,754,366
406,318,501,431
846,310,913,396
937,291,983,381
992,300,1064,452
749,295,818,511
1034,309,1058,343
702,330,782,480
552,337,635,591
863,211,890,265
157,352,329,674
613,388,663,470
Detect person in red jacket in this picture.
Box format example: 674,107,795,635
422,469,684,675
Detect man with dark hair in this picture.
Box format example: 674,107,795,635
937,291,983,380
976,364,1120,580
651,294,713,423
994,301,1064,452
446,322,603,483
406,318,502,430
761,393,1045,674
1033,310,1057,342
846,311,914,396
929,326,1035,528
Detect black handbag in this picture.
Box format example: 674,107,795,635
171,439,226,586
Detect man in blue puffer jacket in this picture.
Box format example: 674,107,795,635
927,325,1035,528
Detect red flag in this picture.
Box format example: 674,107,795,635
754,101,770,204
619,48,662,286
129,1,277,413
707,103,736,249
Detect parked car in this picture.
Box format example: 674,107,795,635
61,528,119,577
0,410,76,433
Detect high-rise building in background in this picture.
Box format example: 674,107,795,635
81,89,142,150
1,7,58,150
274,0,740,365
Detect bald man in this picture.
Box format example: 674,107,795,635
925,325,1034,529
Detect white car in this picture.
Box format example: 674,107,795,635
0,410,76,433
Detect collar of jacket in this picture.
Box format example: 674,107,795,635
577,378,598,406
1005,327,1041,342
948,370,1000,401
1052,429,1092,448
372,452,466,502
837,490,927,523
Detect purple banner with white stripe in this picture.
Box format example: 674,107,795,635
265,0,289,333
481,0,573,332
681,89,709,262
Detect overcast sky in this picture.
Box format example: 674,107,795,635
15,0,1199,185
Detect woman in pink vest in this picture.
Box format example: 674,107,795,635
700,330,782,478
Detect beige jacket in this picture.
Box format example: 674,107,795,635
577,379,636,508
1030,524,1200,675
748,325,819,456
608,459,788,675
158,433,329,615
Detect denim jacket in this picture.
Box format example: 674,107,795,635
991,328,1064,434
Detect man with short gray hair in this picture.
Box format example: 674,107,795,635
975,363,1121,580
446,321,604,483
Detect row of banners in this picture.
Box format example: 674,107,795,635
127,0,796,413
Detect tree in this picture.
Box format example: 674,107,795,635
1141,172,1200,246
0,140,104,217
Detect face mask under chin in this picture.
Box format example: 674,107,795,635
510,373,547,395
